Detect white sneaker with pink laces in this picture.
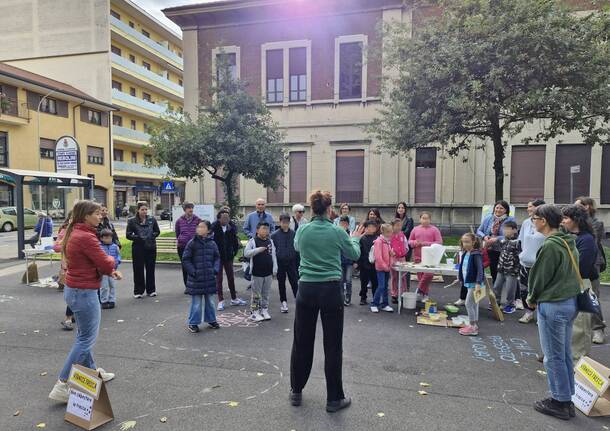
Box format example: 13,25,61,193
459,324,479,336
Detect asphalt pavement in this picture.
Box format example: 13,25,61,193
1,264,610,431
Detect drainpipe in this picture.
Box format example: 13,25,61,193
72,100,86,199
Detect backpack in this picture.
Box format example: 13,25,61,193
368,244,375,264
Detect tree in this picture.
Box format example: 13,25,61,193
369,0,610,201
149,65,286,219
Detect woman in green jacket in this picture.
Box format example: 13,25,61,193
528,204,581,421
290,190,363,413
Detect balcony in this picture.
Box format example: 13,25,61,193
113,125,150,147
110,16,183,70
111,53,183,101
0,97,30,126
114,160,170,178
112,88,167,119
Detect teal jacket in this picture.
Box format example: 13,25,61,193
294,216,361,282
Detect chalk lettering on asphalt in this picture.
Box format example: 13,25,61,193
469,336,535,363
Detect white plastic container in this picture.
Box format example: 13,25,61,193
421,244,446,266
402,292,418,309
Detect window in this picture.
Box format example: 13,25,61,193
87,109,102,125
0,132,7,167
143,123,151,133
39,97,57,114
129,54,135,63
129,21,134,28
179,79,183,87
111,45,121,56
339,42,363,100
415,148,436,203
142,61,151,71
289,151,307,203
131,151,137,163
130,87,136,96
130,119,136,130
142,92,151,102
144,154,152,164
267,176,284,204
215,53,237,84
39,138,55,159
112,114,123,127
554,144,591,204
110,10,120,19
113,149,124,161
510,146,546,203
142,29,150,38
87,146,104,165
111,80,122,91
602,146,610,204
266,49,283,103
3,207,16,215
336,150,364,203
289,48,307,102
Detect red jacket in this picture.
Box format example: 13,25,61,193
65,223,115,289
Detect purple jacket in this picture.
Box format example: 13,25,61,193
175,214,201,249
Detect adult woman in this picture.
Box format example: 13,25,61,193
54,211,74,330
289,203,309,232
528,204,581,420
290,191,363,412
364,208,384,235
477,200,515,283
575,196,607,344
395,201,414,240
126,201,160,298
48,201,121,403
175,202,201,287
517,199,546,324
333,203,356,232
562,205,599,360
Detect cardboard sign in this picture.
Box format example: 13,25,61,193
485,280,504,322
573,379,599,415
65,365,114,430
473,286,486,303
576,357,610,394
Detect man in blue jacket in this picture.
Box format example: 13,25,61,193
27,212,53,248
243,198,275,238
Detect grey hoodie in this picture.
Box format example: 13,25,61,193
518,218,545,268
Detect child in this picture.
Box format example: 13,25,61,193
458,233,485,336
271,213,298,313
408,212,443,301
244,221,278,322
182,221,221,332
99,229,121,309
390,218,409,303
371,223,395,313
339,215,354,305
357,220,379,305
492,220,521,314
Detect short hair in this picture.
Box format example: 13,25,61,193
100,228,113,238
530,199,545,207
363,220,378,229
460,232,482,250
279,212,291,222
183,201,194,211
339,215,350,223
256,221,270,229
534,204,562,229
503,220,518,230
575,196,597,216
309,190,333,216
292,203,305,213
495,200,511,216
198,220,212,230
339,203,351,212
216,209,230,219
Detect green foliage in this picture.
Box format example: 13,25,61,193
370,0,610,200
149,60,286,218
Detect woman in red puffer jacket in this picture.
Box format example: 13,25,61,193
48,200,122,404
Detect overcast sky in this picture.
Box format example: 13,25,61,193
135,0,219,34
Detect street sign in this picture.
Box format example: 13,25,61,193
570,165,581,174
55,136,80,175
162,181,174,193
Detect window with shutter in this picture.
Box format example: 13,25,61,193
336,150,364,203
131,151,137,163
266,49,283,103
510,146,546,203
87,146,104,165
554,144,591,203
415,148,436,203
0,132,8,167
142,61,151,71
339,42,363,100
216,53,237,83
111,45,121,56
40,138,55,159
289,48,306,102
113,149,124,161
112,80,122,91
267,176,284,204
289,152,307,203
113,114,123,127
87,109,102,125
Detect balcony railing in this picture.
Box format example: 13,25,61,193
0,96,30,121
110,16,183,68
114,160,170,176
112,88,167,116
113,125,151,143
111,53,183,97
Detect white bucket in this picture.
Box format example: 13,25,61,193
402,292,417,309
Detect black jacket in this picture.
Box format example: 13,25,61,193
211,221,240,262
401,216,414,240
126,216,160,249
97,217,120,246
358,234,377,270
271,228,297,262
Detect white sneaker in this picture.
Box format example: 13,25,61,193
593,330,605,345
261,308,271,320
519,311,535,324
381,305,394,312
515,299,524,310
48,380,69,403
280,301,288,313
231,298,247,306
370,306,379,313
133,294,143,299
454,299,465,306
96,368,114,382
217,300,225,311
250,311,264,322
148,292,157,297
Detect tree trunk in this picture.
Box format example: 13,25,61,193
223,172,240,220
490,116,505,201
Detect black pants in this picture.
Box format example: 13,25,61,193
488,249,501,284
277,259,299,301
290,280,345,402
359,266,378,300
518,265,535,311
177,247,188,287
132,244,156,295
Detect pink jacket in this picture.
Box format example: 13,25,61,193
390,232,408,260
408,225,443,263
374,236,393,272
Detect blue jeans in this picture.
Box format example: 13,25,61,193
99,275,116,304
188,294,216,326
372,271,389,307
59,287,101,381
537,297,578,402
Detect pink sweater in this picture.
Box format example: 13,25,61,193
373,236,393,272
408,225,443,262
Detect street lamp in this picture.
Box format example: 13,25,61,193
36,89,56,211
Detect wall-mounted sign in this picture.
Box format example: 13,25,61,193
55,135,80,175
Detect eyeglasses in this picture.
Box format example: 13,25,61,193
531,216,543,221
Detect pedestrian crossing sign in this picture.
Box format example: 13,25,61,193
162,181,174,192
